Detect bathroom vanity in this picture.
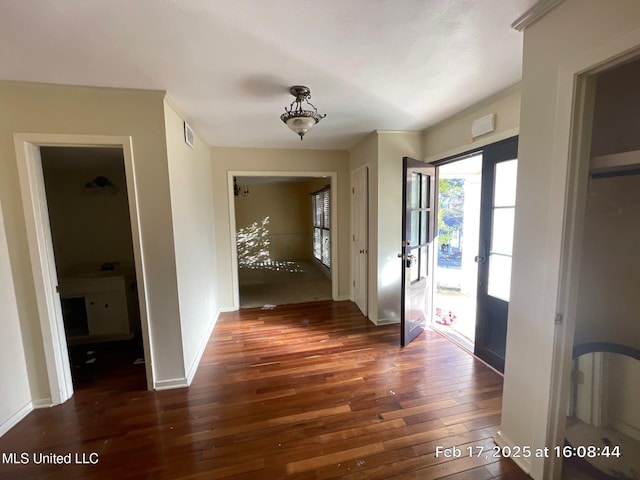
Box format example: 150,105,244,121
59,274,135,344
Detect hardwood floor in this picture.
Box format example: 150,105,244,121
0,300,531,479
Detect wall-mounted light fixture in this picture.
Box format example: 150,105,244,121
280,86,326,140
234,178,250,197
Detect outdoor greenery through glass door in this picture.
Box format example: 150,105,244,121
433,155,482,348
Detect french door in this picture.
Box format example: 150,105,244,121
474,137,519,372
400,157,436,346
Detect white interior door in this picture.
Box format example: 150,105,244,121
352,167,368,316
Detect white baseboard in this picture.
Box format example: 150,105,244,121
0,402,33,437
185,310,220,386
154,378,188,391
32,398,53,409
333,295,350,301
218,306,236,313
494,430,532,475
376,317,400,325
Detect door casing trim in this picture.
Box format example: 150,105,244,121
14,133,153,404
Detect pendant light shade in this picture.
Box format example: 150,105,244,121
280,86,326,140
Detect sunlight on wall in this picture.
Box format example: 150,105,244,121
237,216,271,265
237,216,308,274
380,257,400,287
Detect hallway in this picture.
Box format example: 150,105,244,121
0,301,529,479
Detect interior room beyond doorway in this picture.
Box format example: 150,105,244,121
40,146,145,391
234,176,332,308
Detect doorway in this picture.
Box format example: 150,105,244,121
432,154,482,350
232,175,333,308
40,146,146,391
14,134,152,404
430,137,518,372
557,56,640,480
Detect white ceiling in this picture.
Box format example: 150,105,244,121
0,0,536,150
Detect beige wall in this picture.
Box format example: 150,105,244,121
423,84,521,161
211,147,350,309
0,81,184,399
0,199,31,436
591,54,640,156
234,181,312,261
348,131,422,324
41,153,135,277
376,131,423,324
164,98,218,382
500,2,640,479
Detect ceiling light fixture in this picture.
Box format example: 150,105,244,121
280,86,326,140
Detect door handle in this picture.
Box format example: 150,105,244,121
359,249,365,254
398,253,416,268
475,239,487,264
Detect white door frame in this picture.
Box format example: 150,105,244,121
227,170,338,310
543,34,640,480
14,133,153,404
350,165,369,316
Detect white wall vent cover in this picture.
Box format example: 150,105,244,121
471,113,495,138
184,121,194,148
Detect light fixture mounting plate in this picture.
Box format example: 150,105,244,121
289,85,311,98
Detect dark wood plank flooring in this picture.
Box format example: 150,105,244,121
0,300,531,479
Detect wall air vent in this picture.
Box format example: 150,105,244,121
184,121,194,148
471,113,495,139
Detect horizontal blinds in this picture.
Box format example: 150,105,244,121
312,187,330,269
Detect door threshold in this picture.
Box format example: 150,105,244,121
430,325,505,376
430,324,474,353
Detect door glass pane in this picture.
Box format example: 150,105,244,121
411,173,420,208
421,174,430,208
494,159,518,207
410,211,419,246
419,245,428,279
488,254,512,301
410,247,419,282
420,211,429,244
491,207,515,255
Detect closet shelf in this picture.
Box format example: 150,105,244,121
591,149,640,173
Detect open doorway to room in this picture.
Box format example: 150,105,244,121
40,146,145,391
558,55,640,480
233,176,332,308
432,154,482,350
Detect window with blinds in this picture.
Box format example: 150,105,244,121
312,187,330,268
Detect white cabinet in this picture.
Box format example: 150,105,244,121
59,275,132,343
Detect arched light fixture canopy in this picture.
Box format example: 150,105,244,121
280,85,326,140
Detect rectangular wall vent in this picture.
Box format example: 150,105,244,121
184,121,194,148
471,113,495,139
